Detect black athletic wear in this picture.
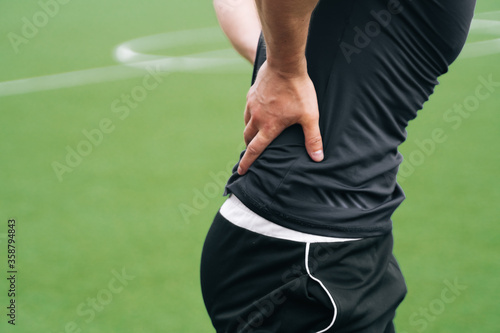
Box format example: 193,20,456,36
201,212,407,333
225,0,476,238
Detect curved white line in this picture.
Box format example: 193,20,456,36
1,12,499,97
114,27,225,63
113,27,246,71
461,18,500,59
305,243,338,333
0,27,248,97
469,19,500,35
461,38,500,59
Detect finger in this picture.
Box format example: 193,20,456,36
243,119,259,146
238,131,275,175
244,101,251,125
301,114,324,162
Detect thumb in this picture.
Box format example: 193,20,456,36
301,115,324,162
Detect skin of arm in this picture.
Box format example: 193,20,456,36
238,0,323,175
213,0,262,64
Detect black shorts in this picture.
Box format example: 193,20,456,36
200,212,407,333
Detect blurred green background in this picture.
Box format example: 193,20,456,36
0,1,498,332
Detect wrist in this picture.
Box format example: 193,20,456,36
266,56,308,78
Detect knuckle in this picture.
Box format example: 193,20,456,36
249,106,261,120
306,135,322,146
245,142,261,156
261,122,282,136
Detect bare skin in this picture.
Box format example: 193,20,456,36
214,0,323,175
213,0,261,63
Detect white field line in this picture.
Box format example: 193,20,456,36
460,16,500,59
0,15,499,98
0,27,246,97
461,38,500,59
0,52,245,97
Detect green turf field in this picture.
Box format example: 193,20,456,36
0,1,499,332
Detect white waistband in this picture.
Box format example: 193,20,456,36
220,195,361,243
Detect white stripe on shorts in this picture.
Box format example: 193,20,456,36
305,242,338,332
220,194,362,243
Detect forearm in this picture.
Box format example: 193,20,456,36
214,0,261,63
235,0,323,175
254,0,319,75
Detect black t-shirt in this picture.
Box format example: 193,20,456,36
225,0,476,238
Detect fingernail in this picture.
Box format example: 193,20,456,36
238,166,244,175
311,150,324,161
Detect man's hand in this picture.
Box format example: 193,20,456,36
236,0,322,175
238,61,323,175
